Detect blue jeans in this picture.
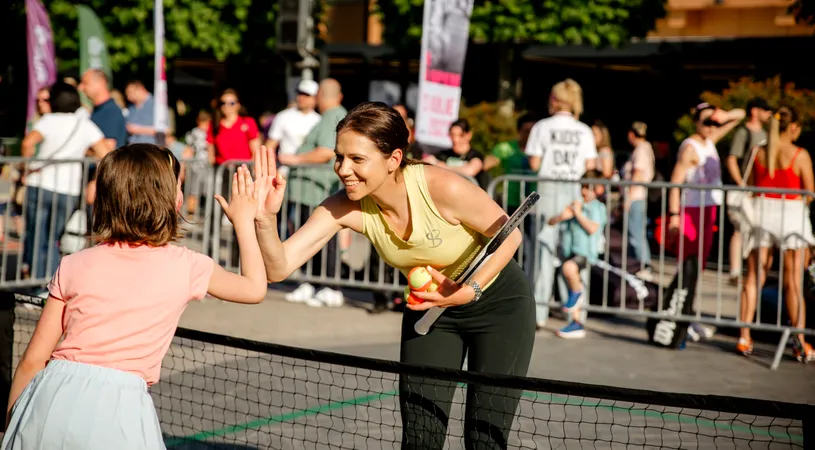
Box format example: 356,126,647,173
627,199,651,267
23,187,78,280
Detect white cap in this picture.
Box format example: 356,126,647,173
297,79,319,97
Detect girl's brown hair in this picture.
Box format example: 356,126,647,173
767,106,799,176
92,144,182,247
336,102,421,167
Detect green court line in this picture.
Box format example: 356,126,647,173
165,388,802,447
164,391,398,447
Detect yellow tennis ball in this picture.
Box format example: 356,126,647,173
408,266,433,292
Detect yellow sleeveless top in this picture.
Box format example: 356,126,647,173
360,164,488,282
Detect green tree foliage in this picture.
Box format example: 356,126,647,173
674,76,815,144
45,0,277,74
374,0,667,48
459,101,523,154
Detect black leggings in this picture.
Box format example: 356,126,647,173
399,259,535,450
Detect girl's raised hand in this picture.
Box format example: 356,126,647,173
215,165,258,227
254,145,286,219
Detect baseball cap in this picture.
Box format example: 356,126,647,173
746,97,770,111
297,79,319,97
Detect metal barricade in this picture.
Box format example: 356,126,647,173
488,174,815,369
0,156,214,290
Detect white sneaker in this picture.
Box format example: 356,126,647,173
635,268,653,282
314,287,344,308
285,283,314,303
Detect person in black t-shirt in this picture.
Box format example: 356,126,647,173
424,118,490,189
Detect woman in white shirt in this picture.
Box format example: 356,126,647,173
20,81,109,280
524,78,598,329
622,121,655,280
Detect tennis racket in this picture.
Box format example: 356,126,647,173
413,192,540,335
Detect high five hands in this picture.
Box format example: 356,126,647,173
214,146,286,225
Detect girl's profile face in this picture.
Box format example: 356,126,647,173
176,177,183,212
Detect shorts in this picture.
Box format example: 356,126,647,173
565,254,589,270
746,197,815,251
1,359,165,450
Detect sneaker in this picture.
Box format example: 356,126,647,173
285,283,314,303
635,268,653,282
562,291,583,312
314,287,344,308
555,321,586,339
736,337,753,356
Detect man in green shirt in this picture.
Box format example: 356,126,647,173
278,78,348,307
484,113,537,210
483,113,537,277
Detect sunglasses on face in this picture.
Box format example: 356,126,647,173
702,118,723,127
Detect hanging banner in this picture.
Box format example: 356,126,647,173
77,5,112,84
25,0,57,130
154,0,169,138
414,0,474,148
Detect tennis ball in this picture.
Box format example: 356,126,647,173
407,292,424,305
408,266,433,292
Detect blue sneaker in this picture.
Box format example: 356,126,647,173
556,321,586,339
562,290,583,312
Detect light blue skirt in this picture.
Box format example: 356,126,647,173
2,359,165,450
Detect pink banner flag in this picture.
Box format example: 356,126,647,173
26,0,57,128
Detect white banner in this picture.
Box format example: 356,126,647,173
154,0,169,134
414,0,474,148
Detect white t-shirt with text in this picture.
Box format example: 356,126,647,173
27,113,104,196
524,112,598,180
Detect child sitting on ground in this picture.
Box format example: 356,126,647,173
548,169,608,339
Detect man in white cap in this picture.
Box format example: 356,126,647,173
265,79,321,178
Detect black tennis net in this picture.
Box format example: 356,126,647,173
3,298,811,449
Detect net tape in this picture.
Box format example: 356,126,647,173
4,301,809,449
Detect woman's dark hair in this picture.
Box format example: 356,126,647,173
692,102,716,122
49,81,81,113
449,118,471,133
336,101,417,167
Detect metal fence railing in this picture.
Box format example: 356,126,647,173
3,155,813,369
488,175,815,370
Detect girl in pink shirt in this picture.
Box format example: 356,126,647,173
2,144,269,450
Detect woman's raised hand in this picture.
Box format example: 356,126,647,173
254,145,286,220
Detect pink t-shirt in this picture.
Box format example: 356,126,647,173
48,243,214,385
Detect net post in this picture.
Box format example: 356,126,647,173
804,407,814,450
0,290,15,428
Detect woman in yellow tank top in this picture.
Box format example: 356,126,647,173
252,102,535,450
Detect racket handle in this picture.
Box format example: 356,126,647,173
414,306,446,335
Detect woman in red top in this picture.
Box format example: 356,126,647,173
206,89,261,165
207,88,261,267
738,107,814,361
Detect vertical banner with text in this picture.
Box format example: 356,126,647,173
154,0,169,141
77,5,112,83
414,0,474,148
25,0,57,131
